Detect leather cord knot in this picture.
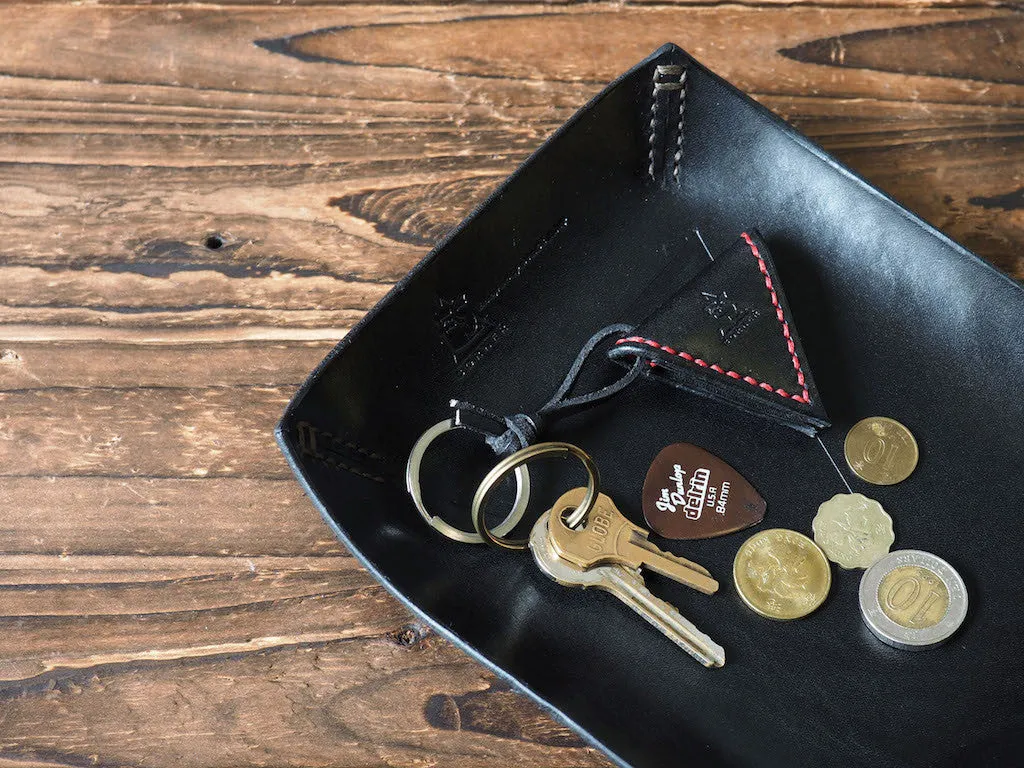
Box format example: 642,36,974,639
486,413,540,456
450,324,642,457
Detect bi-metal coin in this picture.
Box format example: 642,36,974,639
859,550,967,650
844,417,919,486
733,529,832,621
812,493,895,569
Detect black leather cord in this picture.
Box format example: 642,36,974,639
451,324,641,456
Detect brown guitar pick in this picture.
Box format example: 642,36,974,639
642,443,766,539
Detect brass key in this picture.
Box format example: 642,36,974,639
529,512,725,667
547,487,719,595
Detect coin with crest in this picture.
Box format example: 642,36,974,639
844,417,919,485
812,493,895,569
733,529,832,620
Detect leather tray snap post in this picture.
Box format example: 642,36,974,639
278,43,1024,768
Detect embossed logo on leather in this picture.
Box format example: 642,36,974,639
435,293,495,366
701,289,759,345
609,232,833,437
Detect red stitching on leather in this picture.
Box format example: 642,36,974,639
742,232,810,402
615,232,811,405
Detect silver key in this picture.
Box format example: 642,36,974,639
528,512,725,668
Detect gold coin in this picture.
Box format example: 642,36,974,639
812,493,895,569
733,529,832,620
878,565,950,630
844,417,919,486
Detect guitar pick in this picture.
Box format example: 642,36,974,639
642,443,766,539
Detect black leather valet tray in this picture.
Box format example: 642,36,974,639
278,44,1024,768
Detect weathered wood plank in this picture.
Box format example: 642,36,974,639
0,634,608,768
2,5,1010,106
0,387,295,478
0,341,334,390
1,0,1007,6
0,325,349,343
0,554,402,683
0,477,345,556
0,555,361,614
0,4,1018,299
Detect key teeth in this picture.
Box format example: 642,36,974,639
540,508,725,667
608,567,725,668
673,553,713,579
630,530,715,580
704,650,726,668
641,561,719,595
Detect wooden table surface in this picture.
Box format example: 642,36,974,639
0,2,1019,766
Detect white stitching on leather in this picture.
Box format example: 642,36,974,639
673,68,687,183
650,64,685,182
648,71,659,179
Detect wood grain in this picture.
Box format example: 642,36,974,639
0,2,1019,766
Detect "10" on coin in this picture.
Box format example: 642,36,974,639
844,417,919,486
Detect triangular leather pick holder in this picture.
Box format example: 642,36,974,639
610,231,830,435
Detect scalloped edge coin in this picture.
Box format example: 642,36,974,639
812,493,895,569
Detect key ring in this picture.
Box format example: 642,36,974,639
406,419,532,544
472,442,600,551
